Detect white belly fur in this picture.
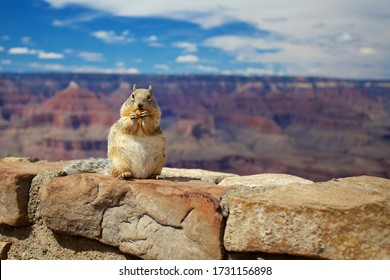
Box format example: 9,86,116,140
115,133,165,178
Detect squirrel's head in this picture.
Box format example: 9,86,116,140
121,84,160,117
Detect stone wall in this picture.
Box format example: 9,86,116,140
0,157,389,260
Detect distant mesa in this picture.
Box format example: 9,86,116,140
118,81,131,91
42,82,113,113
68,80,80,89
106,81,132,110
18,80,117,160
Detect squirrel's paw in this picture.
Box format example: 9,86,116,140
140,110,149,118
117,172,133,180
130,113,139,120
149,174,165,180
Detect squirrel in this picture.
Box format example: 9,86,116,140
63,84,166,179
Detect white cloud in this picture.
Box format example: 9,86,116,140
115,61,125,68
196,65,218,72
26,61,139,74
203,34,388,78
237,67,277,76
63,48,74,54
205,36,258,54
144,35,163,47
123,68,139,74
78,51,104,61
337,33,358,43
204,35,292,63
113,61,139,74
52,11,104,27
176,55,199,63
43,0,390,78
21,36,32,46
71,65,139,74
29,62,65,71
0,46,4,52
38,51,64,59
91,30,134,44
44,1,388,35
154,64,170,71
173,41,198,53
359,47,376,56
1,35,10,40
53,20,66,26
146,35,158,42
8,47,38,55
9,47,64,59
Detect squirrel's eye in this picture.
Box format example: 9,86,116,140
131,94,135,99
147,95,152,101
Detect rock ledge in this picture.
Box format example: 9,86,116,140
1,158,389,260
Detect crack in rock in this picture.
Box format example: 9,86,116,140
180,208,195,224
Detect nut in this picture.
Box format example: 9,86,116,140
135,109,142,116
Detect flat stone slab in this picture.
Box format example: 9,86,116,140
219,173,313,188
224,176,390,259
161,167,238,184
219,173,313,216
39,173,230,260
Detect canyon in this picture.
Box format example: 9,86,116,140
0,73,389,181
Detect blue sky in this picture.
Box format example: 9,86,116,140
0,0,389,79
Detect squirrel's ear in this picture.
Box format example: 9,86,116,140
148,85,152,93
133,84,137,92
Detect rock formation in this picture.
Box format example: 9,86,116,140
0,157,389,260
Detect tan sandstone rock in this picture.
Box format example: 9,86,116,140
0,159,71,226
219,173,313,216
224,176,390,259
219,173,313,188
39,173,230,260
161,167,238,183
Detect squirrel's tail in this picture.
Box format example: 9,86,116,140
63,158,109,175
